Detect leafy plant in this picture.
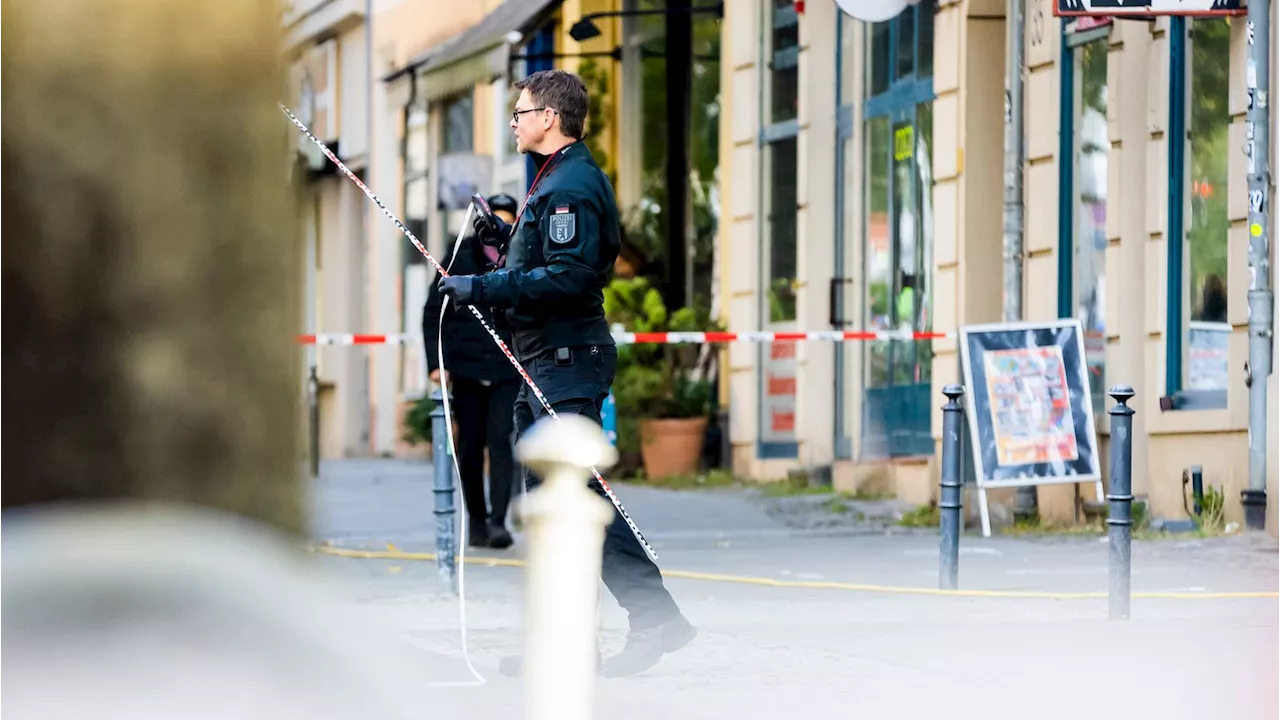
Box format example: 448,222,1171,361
897,502,940,528
604,277,720,459
401,394,436,446
1196,484,1226,534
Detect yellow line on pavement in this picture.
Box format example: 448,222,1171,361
317,544,526,568
312,545,1278,600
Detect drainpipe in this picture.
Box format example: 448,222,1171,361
1002,0,1036,520
1243,0,1273,531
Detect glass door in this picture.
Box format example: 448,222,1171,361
839,3,934,460
862,104,933,458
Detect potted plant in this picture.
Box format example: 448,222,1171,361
605,277,719,480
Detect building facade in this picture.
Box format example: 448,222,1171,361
288,0,697,458
287,0,506,459
719,0,1278,531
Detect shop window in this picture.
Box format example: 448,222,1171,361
859,5,935,459
769,0,799,124
759,0,801,458
441,91,474,154
437,89,475,247
1060,23,1110,416
762,0,800,325
1166,17,1231,408
403,102,429,265
766,137,799,323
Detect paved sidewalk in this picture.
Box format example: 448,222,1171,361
309,459,1279,719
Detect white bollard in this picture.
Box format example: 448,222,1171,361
515,414,617,720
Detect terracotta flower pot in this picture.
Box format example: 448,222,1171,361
638,416,708,481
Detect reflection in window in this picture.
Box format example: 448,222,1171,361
894,7,916,81
1074,37,1108,411
767,137,798,323
1184,18,1230,392
918,5,934,78
769,0,799,123
869,21,890,96
866,116,891,386
441,92,474,154
912,101,933,383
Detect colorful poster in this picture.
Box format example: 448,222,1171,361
760,341,797,444
959,320,1101,488
982,346,1079,466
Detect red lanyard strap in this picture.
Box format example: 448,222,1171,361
509,144,572,235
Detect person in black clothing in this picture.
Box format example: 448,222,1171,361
423,193,521,550
438,70,694,678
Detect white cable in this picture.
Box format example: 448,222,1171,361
433,207,486,687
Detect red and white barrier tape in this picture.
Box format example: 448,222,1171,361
299,330,955,346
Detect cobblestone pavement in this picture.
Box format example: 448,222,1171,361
310,459,1279,719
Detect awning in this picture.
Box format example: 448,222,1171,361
383,0,560,103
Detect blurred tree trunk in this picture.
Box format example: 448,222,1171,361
2,0,305,534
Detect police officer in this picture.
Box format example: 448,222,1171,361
438,69,695,678
423,193,521,550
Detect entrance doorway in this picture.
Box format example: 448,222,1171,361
835,5,934,459
863,104,933,458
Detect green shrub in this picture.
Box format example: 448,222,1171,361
604,277,720,460
401,394,436,446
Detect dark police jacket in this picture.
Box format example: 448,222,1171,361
423,236,518,382
475,142,619,361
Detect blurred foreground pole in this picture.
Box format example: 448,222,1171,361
3,0,303,531
1107,385,1136,621
515,415,616,720
939,385,965,590
430,387,458,594
0,2,425,717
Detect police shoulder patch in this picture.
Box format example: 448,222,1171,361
548,206,577,245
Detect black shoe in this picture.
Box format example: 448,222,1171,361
600,614,697,678
499,647,601,678
487,523,514,549
468,522,490,548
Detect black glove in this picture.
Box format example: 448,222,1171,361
438,275,480,306
472,211,511,249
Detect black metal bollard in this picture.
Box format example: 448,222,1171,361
1107,385,1135,620
430,387,458,594
939,384,965,590
308,365,320,478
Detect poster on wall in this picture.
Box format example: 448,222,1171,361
1054,0,1245,17
1187,320,1230,391
759,341,798,447
959,320,1104,536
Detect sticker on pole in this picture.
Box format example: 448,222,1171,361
1054,0,1244,17
959,319,1102,489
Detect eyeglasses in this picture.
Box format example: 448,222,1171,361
511,106,552,123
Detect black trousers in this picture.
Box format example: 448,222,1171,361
452,376,520,529
513,344,681,631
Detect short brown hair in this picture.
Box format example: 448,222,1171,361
514,70,588,139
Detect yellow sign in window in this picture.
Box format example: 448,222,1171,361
894,125,914,162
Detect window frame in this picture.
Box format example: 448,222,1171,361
1057,21,1112,421
1165,15,1229,411
757,0,801,460
435,88,476,253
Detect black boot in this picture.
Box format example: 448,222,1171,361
487,522,514,549
467,520,490,548
599,614,696,678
